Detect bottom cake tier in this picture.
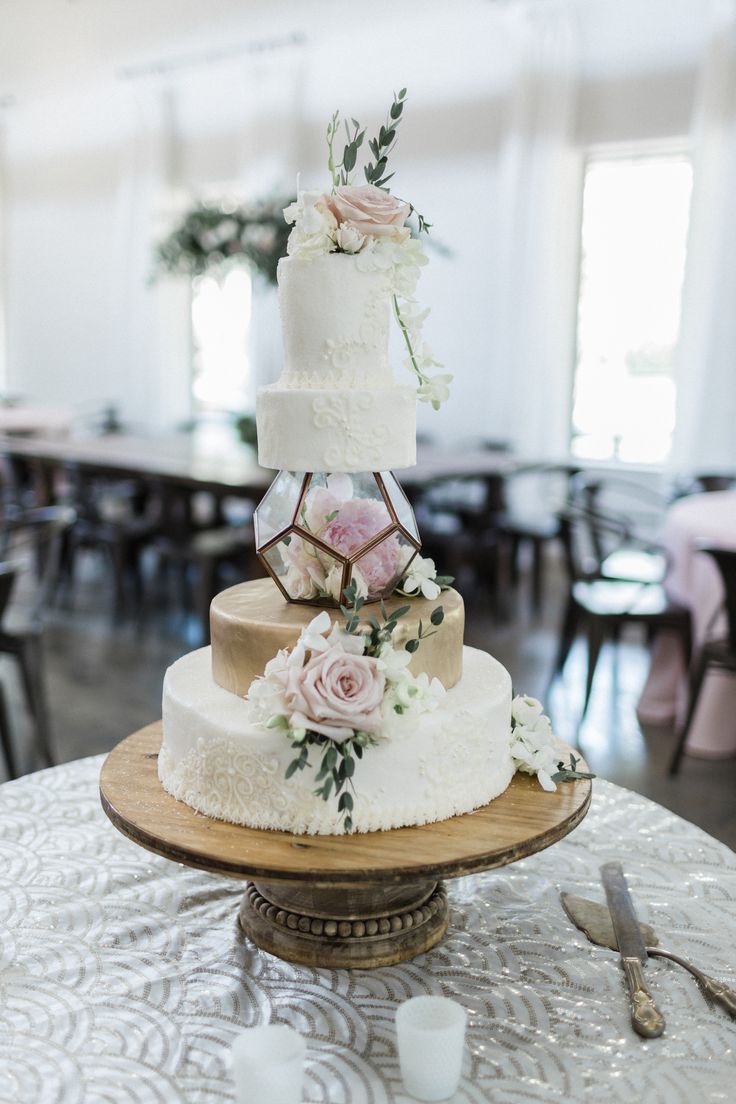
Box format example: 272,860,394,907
159,645,513,835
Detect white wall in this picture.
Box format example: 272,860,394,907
0,0,712,447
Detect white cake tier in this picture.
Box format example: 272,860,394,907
256,385,416,472
256,254,417,473
159,645,514,835
278,255,392,387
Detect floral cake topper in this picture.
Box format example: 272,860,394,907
283,89,452,411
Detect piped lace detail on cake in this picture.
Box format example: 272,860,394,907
311,394,390,469
158,737,512,836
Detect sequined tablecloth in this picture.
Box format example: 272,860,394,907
1,756,734,1103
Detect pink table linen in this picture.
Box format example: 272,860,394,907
637,490,736,757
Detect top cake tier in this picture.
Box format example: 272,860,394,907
257,255,416,473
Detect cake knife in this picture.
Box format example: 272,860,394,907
600,861,666,1038
561,892,736,1019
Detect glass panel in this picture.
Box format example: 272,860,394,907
380,471,420,542
295,472,393,557
353,530,416,601
254,470,305,548
261,533,345,602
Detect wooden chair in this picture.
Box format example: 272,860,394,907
493,463,580,611
550,507,691,729
63,465,157,619
149,483,262,643
0,505,76,778
669,547,736,776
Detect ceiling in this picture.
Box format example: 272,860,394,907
0,0,713,107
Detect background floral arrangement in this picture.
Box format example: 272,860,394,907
283,89,452,409
155,197,294,284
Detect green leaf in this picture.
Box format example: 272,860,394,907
367,614,382,633
390,101,403,120
325,746,338,770
325,510,338,522
399,87,407,99
343,756,355,778
343,815,353,833
343,143,357,173
405,639,419,653
338,792,354,812
388,605,411,621
430,607,445,626
353,743,363,759
285,760,300,780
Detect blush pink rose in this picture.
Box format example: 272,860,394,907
276,647,385,741
326,184,410,239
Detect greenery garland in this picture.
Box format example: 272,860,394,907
154,197,294,286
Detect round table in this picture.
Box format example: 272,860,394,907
638,490,736,756
2,756,735,1103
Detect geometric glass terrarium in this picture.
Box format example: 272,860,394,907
254,470,421,605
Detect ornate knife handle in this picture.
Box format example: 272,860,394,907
622,957,666,1037
649,948,736,1019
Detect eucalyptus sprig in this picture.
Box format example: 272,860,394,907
286,728,377,834
551,754,596,784
364,88,406,189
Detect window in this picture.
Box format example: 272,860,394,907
191,267,252,413
571,152,693,464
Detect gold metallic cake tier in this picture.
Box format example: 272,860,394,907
210,578,465,697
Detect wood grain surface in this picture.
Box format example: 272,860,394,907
99,722,592,886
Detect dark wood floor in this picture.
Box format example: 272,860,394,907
3,551,735,850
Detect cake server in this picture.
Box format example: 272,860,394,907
600,861,666,1037
561,892,736,1019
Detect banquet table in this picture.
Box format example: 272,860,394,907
638,490,736,757
0,430,520,501
2,757,735,1103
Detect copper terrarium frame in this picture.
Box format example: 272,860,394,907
256,471,421,606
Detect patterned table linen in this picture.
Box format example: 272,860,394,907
1,756,734,1103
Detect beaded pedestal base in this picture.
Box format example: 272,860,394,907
99,723,591,970
239,880,448,968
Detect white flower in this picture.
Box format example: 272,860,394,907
400,555,441,600
325,621,367,656
354,237,396,273
334,221,366,254
376,640,413,680
247,649,290,724
297,610,332,655
510,698,559,791
284,190,337,259
417,372,453,410
511,694,545,727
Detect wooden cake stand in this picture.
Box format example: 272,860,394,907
100,722,592,969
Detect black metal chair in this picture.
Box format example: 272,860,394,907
669,547,736,776
0,505,76,778
550,506,691,730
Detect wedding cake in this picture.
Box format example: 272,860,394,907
159,92,567,836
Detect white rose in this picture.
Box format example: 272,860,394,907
334,221,366,254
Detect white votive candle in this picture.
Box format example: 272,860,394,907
396,996,467,1102
232,1024,306,1104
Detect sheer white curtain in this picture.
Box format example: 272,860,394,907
494,0,582,462
671,0,736,472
